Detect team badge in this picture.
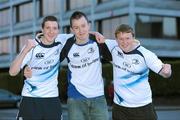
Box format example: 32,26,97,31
132,59,139,65
87,47,95,54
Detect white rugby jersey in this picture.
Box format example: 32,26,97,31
66,39,104,98
21,33,72,97
105,39,163,107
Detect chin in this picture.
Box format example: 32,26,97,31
79,36,87,40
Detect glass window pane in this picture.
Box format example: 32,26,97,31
136,15,177,39
19,3,33,22
101,16,128,39
18,34,33,52
0,38,9,55
0,9,10,26
163,17,177,38
43,0,60,15
70,0,90,9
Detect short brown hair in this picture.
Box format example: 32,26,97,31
70,11,89,27
115,24,134,38
42,16,59,29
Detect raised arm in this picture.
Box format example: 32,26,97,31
9,39,36,76
89,31,105,43
159,63,172,78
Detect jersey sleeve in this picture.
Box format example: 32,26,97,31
105,39,117,52
142,48,163,74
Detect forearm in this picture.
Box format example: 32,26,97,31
99,43,112,61
89,31,105,43
9,49,28,76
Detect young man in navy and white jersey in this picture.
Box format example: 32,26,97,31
9,16,73,120
103,24,172,120
59,11,109,120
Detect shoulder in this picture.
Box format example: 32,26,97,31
105,39,118,51
137,46,154,55
137,46,158,60
105,39,117,44
55,34,74,44
56,34,73,39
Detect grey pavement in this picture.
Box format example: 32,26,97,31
0,105,180,120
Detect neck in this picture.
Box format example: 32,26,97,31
41,37,54,45
75,37,89,45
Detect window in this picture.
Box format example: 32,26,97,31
0,8,10,26
41,0,60,16
98,16,128,39
69,0,91,10
17,34,32,52
163,17,177,39
16,2,33,22
136,15,178,39
0,38,9,55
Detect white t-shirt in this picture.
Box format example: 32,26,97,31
105,39,163,107
66,39,104,98
21,34,72,97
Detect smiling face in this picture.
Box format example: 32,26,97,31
116,32,135,52
41,21,59,45
115,24,136,52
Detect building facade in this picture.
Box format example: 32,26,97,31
0,0,180,69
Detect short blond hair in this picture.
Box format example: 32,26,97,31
115,24,134,38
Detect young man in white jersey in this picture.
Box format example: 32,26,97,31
9,16,69,120
104,24,172,120
59,11,109,120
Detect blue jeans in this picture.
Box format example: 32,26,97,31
67,96,109,120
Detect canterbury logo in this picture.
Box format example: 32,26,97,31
73,53,79,57
35,53,45,58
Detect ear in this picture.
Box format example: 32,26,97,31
70,27,74,34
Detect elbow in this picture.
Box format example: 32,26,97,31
9,69,18,76
9,71,16,76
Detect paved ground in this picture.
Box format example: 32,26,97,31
1,105,180,120
1,96,180,120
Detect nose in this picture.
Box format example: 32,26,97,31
120,38,125,43
49,28,53,33
79,28,82,33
